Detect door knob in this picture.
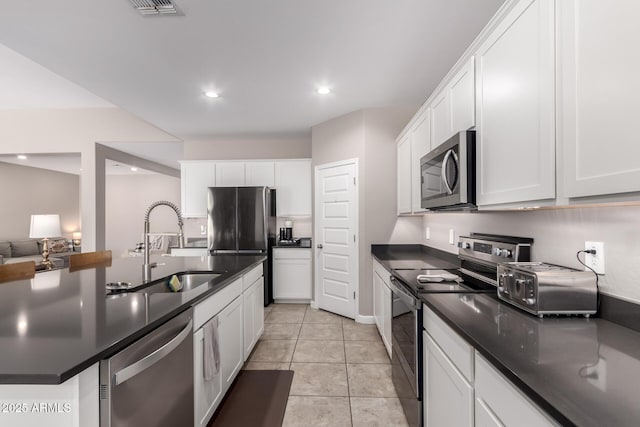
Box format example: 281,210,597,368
317,244,323,249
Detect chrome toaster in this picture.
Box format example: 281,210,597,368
497,262,598,317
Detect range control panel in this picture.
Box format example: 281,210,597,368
457,233,533,266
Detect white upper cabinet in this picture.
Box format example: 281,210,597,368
559,0,640,199
397,134,412,214
450,57,476,134
181,161,216,218
430,89,452,149
274,160,312,217
245,162,275,187
475,0,555,207
215,162,246,187
411,110,431,213
430,56,476,151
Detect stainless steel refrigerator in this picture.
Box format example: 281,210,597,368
207,186,276,304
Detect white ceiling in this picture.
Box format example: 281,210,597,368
0,0,504,140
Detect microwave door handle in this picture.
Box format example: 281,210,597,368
441,149,454,195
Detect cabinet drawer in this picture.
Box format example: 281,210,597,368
475,353,558,427
194,278,242,330
273,248,311,260
242,264,263,291
423,305,474,382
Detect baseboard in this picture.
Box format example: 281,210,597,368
309,300,318,309
355,314,375,325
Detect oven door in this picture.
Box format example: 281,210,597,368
389,277,422,427
420,131,475,210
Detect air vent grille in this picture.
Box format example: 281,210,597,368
129,0,177,15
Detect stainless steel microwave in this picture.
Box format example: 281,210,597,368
420,130,476,210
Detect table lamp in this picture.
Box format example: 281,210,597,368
29,214,61,269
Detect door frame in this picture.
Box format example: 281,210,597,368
312,158,359,319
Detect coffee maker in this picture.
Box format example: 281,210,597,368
279,220,294,243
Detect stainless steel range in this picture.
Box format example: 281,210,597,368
388,233,534,427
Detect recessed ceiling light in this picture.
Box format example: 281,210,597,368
204,91,220,98
317,87,331,95
17,154,27,160
131,167,138,172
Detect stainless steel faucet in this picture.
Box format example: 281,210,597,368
143,200,185,282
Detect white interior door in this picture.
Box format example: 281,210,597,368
314,160,358,319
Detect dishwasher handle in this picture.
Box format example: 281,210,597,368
114,319,193,386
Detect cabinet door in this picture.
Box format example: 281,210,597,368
411,110,431,213
181,162,216,217
218,296,243,391
242,288,255,361
245,162,275,187
215,162,245,187
381,281,392,358
254,279,265,340
475,0,555,206
475,398,505,427
397,135,412,214
430,89,452,149
373,268,383,335
194,325,223,427
559,0,640,198
274,161,312,216
273,257,312,299
423,332,474,427
475,353,557,427
450,56,475,133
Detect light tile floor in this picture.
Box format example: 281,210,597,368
242,303,409,427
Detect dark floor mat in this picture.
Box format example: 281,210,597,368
208,370,294,427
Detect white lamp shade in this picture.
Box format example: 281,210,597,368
29,214,62,238
72,232,82,240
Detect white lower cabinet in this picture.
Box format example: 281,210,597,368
273,248,312,300
194,322,223,427
193,264,265,427
475,353,558,427
372,260,392,357
218,296,244,391
423,331,474,427
243,276,265,361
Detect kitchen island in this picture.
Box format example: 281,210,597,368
0,254,265,427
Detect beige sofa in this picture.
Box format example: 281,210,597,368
0,239,73,265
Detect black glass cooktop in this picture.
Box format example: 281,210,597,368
392,268,496,295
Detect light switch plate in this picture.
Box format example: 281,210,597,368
449,229,455,245
425,227,430,240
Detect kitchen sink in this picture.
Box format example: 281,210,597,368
134,272,224,294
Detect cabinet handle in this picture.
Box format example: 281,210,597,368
317,244,323,249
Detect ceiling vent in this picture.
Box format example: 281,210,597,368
129,0,178,15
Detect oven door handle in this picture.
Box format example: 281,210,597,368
389,277,420,309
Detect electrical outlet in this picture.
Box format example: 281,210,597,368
200,224,207,235
584,241,605,275
449,229,455,245
425,227,430,240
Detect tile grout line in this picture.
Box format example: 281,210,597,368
343,318,355,427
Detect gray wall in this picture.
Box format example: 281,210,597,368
184,136,312,160
421,205,640,303
312,108,423,318
0,162,80,240
105,174,181,257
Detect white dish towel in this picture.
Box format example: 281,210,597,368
203,317,220,381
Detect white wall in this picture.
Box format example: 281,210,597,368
184,136,311,160
312,108,423,317
421,205,640,303
0,107,180,251
105,174,181,257
0,162,80,240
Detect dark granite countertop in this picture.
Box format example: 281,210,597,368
0,254,265,385
371,244,460,270
372,244,640,427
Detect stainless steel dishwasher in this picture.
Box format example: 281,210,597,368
100,308,194,427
